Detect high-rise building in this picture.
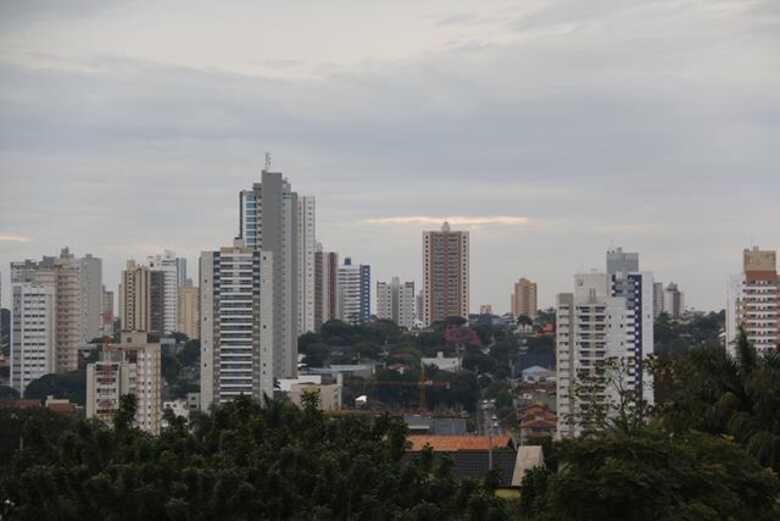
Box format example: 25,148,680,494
11,248,102,373
80,254,103,342
479,304,494,315
175,257,188,287
336,258,371,325
10,283,55,395
147,251,180,335
556,269,654,438
376,277,415,329
120,260,151,333
238,169,298,378
101,286,114,337
199,241,274,411
511,278,538,318
606,247,655,401
297,196,316,335
652,282,664,319
422,222,470,326
726,246,779,355
663,282,685,319
177,281,200,340
86,331,161,434
314,247,338,329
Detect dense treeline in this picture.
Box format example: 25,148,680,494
0,395,510,521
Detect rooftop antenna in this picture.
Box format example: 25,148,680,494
264,152,272,172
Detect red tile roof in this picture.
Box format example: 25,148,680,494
408,435,512,451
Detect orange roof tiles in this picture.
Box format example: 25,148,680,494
407,435,512,451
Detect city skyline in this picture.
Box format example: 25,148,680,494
1,1,779,313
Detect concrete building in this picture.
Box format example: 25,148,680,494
479,304,494,315
422,222,470,326
663,282,685,319
336,258,371,325
376,277,415,329
147,251,180,335
289,381,342,412
79,254,103,342
199,241,274,411
556,267,655,439
10,283,55,395
238,168,299,379
11,248,100,373
606,247,639,275
102,286,114,337
314,247,338,329
177,282,200,340
511,278,538,318
297,196,316,335
652,282,664,319
421,351,461,372
726,246,779,355
86,331,161,434
120,260,151,333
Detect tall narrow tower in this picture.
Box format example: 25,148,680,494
238,167,299,378
422,222,470,326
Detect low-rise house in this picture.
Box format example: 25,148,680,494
519,403,557,442
421,351,461,372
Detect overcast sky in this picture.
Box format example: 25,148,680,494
1,0,778,313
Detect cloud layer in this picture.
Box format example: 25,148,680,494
1,1,778,312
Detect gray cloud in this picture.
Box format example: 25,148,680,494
1,0,778,312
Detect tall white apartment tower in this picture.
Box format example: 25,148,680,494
377,277,416,329
422,222,470,326
86,331,161,434
726,246,779,355
556,272,653,438
199,241,274,411
147,251,179,335
297,196,316,335
336,258,371,325
10,283,55,396
238,168,298,379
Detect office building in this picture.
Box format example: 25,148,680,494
422,222,470,326
297,196,316,335
177,282,200,340
119,260,151,333
238,168,298,378
511,278,538,318
147,251,180,335
726,246,779,355
10,283,55,395
336,258,371,325
376,277,415,329
86,331,161,434
663,282,685,319
199,241,274,411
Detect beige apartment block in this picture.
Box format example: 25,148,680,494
422,222,470,326
512,278,538,319
177,284,200,340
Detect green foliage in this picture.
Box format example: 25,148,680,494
23,370,86,405
657,328,780,472
0,396,510,521
520,430,780,521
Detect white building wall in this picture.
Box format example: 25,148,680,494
11,283,56,396
297,196,316,335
